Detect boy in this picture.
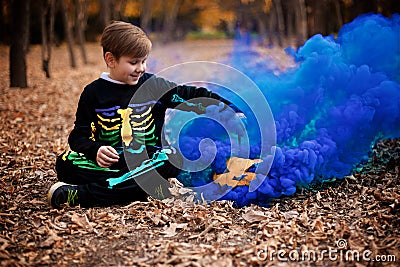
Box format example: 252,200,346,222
48,21,240,208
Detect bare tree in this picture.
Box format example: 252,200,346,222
267,0,284,47
281,0,306,46
284,0,295,39
296,0,307,46
256,15,266,44
251,0,268,45
141,0,154,33
74,0,88,64
162,0,184,43
41,0,55,78
59,0,77,68
332,0,343,30
10,0,31,88
112,0,128,21
99,0,112,30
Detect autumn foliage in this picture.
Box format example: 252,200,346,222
1,41,399,266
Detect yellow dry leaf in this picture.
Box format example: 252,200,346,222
213,157,262,187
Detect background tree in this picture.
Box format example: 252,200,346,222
41,0,55,78
283,0,308,46
267,0,284,46
98,0,111,30
140,0,155,33
112,0,129,21
161,0,184,43
74,0,89,65
10,0,31,88
4,0,400,89
59,0,77,68
0,0,11,44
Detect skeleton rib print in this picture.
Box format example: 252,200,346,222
95,101,158,148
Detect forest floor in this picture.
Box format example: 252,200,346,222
0,40,399,266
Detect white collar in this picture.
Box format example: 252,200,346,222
100,72,126,84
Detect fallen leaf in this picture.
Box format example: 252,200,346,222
71,212,94,232
161,222,188,237
283,210,299,220
40,229,62,248
242,209,269,223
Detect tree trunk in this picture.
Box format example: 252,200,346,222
333,0,343,30
267,0,284,47
285,1,294,38
296,0,307,45
267,3,276,47
74,0,88,64
41,0,55,78
99,0,111,30
310,0,327,35
140,0,154,33
256,16,266,45
112,0,128,21
10,0,30,88
59,0,76,68
162,0,183,43
274,0,285,47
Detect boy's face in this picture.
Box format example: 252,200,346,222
106,53,148,85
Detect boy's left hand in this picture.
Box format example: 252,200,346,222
96,146,120,168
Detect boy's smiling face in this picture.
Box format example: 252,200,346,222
106,52,148,85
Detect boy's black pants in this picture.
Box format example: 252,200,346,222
55,150,181,208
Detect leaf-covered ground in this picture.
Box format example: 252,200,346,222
0,41,399,266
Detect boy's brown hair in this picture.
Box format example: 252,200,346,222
100,21,152,60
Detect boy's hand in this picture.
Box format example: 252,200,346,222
96,146,120,168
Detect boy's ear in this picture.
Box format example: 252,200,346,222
104,52,116,68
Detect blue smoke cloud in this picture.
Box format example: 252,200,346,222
174,13,400,206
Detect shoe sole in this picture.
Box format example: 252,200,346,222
47,182,71,207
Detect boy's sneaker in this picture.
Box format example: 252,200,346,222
48,182,79,209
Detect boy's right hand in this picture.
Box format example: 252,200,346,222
96,146,120,168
